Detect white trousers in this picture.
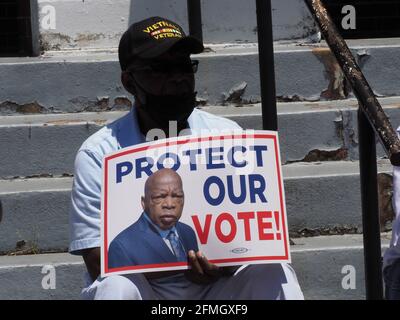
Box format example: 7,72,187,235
82,263,304,300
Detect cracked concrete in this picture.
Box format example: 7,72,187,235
312,47,352,100
0,96,133,116
0,101,48,115
290,226,360,238
301,147,348,162
1,99,399,177
223,81,248,105
3,41,400,110
356,49,371,69
335,109,359,160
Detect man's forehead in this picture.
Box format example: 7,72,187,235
150,183,183,192
151,176,182,186
149,174,182,188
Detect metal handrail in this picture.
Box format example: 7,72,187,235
187,0,203,43
186,0,278,131
256,0,278,131
305,0,400,300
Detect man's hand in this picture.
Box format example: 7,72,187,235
82,247,101,282
185,250,227,284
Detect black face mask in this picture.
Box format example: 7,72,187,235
144,91,196,124
133,74,196,125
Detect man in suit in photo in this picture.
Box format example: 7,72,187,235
108,168,198,268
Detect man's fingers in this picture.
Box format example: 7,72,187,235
185,251,222,284
188,250,204,275
196,251,220,276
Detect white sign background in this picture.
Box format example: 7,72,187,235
101,131,291,276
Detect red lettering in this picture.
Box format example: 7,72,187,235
257,211,274,240
215,212,237,243
274,211,281,240
237,211,255,241
191,214,212,244
192,210,281,244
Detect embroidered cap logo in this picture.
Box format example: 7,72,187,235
143,20,183,40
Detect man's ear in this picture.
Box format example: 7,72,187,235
141,196,146,211
121,71,136,95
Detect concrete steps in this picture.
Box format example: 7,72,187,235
0,234,391,299
2,39,400,111
3,3,399,299
1,98,399,178
0,159,393,254
0,177,71,254
35,0,316,50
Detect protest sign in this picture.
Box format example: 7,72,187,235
101,130,290,276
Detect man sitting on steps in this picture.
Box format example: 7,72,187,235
68,16,304,300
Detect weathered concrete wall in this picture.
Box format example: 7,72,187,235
37,0,317,50
0,253,84,300
1,100,399,178
0,179,71,254
2,42,400,112
292,243,366,300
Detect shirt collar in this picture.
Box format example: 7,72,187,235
124,105,197,144
143,212,178,239
117,106,146,149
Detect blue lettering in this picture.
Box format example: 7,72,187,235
203,176,225,206
227,175,247,204
206,147,225,169
250,145,268,167
227,146,247,168
116,161,133,183
248,174,267,203
157,152,181,171
135,157,154,179
183,148,202,171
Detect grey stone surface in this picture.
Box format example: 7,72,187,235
0,58,121,113
0,124,99,178
293,246,366,299
360,47,400,97
36,0,317,50
0,253,84,300
0,234,391,299
0,178,72,254
2,42,400,111
0,161,392,253
0,98,398,178
206,99,400,163
293,233,391,300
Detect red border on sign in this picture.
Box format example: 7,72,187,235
103,133,289,274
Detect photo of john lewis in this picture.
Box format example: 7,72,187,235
108,168,199,269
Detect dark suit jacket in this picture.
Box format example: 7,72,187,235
108,212,199,269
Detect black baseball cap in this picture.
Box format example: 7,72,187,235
118,16,204,70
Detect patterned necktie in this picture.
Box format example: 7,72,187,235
166,230,186,261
